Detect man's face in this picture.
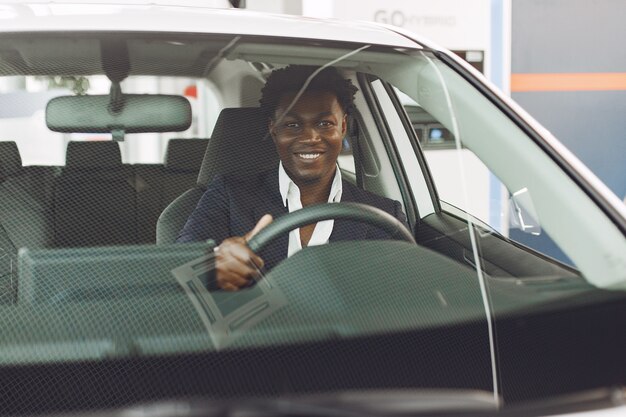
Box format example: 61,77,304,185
269,90,347,187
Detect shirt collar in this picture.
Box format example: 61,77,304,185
278,161,343,208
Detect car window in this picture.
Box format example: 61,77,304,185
367,51,625,289
396,86,573,264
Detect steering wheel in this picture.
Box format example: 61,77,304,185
247,202,415,253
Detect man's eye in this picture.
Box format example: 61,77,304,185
285,122,299,129
318,121,333,128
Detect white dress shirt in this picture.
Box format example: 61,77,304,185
278,162,343,257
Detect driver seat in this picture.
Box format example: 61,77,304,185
156,107,278,244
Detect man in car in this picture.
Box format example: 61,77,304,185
177,65,409,291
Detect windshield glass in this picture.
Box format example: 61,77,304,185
0,28,625,415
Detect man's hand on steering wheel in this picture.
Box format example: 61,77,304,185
214,202,413,292
214,214,273,291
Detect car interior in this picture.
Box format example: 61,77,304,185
0,135,210,299
0,33,591,308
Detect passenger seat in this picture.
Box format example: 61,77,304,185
134,138,208,243
54,141,136,247
162,138,209,206
133,138,209,243
0,141,57,303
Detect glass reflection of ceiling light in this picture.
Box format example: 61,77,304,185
167,41,186,46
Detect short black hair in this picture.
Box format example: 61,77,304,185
259,65,358,120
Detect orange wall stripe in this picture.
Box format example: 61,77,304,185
511,72,626,92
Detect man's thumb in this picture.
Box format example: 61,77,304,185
245,214,273,242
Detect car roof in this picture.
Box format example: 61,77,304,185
0,2,422,49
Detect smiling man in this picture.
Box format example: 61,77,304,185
177,65,408,291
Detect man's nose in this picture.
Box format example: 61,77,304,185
301,124,321,141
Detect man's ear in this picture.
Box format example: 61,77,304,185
341,113,348,136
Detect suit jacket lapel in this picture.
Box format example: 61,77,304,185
330,180,368,242
255,169,288,220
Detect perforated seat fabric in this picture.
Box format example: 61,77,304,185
55,141,136,247
157,107,278,244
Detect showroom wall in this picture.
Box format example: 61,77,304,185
511,0,625,201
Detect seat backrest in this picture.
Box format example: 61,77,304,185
197,107,278,186
157,107,278,244
134,138,209,244
162,138,209,202
54,141,137,247
0,141,59,303
0,141,22,181
0,141,23,303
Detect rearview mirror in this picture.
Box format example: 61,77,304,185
46,94,192,139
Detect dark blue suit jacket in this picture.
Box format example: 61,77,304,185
177,169,409,271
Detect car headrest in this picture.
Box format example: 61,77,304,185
0,141,22,181
164,138,209,173
65,141,122,169
197,107,278,186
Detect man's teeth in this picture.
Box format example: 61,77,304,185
298,153,320,159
